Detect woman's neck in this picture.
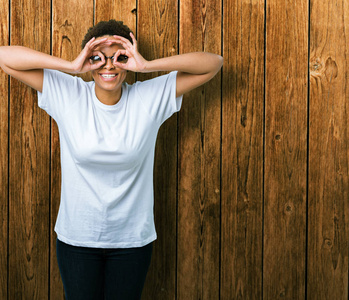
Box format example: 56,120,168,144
95,86,122,106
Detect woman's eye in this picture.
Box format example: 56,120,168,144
117,55,128,63
90,55,102,62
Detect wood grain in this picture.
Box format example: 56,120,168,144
2,0,349,299
0,0,9,299
51,0,94,298
177,0,222,299
136,1,178,299
221,0,264,299
95,0,137,30
264,0,308,298
9,0,51,298
308,0,349,298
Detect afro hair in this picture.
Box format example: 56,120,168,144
81,19,133,49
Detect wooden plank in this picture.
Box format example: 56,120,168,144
95,0,137,37
9,0,51,298
50,1,94,298
95,0,137,85
0,1,9,299
263,0,308,298
177,0,221,299
308,0,349,298
221,0,264,298
136,1,178,299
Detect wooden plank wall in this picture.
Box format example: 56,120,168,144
0,0,348,299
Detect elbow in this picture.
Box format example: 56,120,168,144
217,55,224,69
0,46,10,69
211,55,223,76
0,47,5,67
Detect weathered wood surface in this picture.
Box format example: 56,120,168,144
264,0,308,298
0,0,9,299
177,0,221,299
1,0,349,299
51,0,94,298
221,0,264,299
136,0,178,299
9,0,51,298
308,0,349,299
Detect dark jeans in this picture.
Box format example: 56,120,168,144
56,238,153,300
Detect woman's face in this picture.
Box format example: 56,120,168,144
91,35,127,93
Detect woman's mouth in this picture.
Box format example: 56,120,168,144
99,73,118,81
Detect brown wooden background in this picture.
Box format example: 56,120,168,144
1,0,348,299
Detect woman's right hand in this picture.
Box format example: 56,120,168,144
70,37,111,74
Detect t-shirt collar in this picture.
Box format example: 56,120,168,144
91,82,127,111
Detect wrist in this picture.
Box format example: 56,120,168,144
141,59,157,73
141,60,149,73
66,60,80,74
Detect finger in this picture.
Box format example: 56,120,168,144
108,40,132,54
91,50,105,60
89,37,111,49
129,32,137,46
90,50,103,57
109,36,129,47
112,35,131,43
112,35,133,48
90,50,106,69
107,38,125,48
91,61,105,70
113,49,128,68
81,37,98,57
84,37,96,48
90,38,111,49
87,37,106,48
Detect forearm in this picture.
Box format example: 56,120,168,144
0,46,73,73
143,52,223,75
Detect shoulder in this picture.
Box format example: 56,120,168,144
43,69,91,96
135,71,177,85
44,69,85,84
132,72,178,94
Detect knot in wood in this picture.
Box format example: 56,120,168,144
284,203,293,214
279,289,286,297
324,57,338,82
310,57,325,80
59,20,72,28
310,57,338,82
241,115,247,127
311,61,322,72
323,238,332,249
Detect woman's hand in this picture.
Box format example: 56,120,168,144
110,33,148,72
70,37,112,74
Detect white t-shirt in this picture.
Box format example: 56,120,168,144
38,69,183,248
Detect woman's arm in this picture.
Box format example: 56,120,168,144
112,33,223,97
0,47,70,92
0,38,111,92
144,52,223,97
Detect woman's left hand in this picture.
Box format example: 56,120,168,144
110,33,148,72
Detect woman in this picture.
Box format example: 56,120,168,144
0,20,223,299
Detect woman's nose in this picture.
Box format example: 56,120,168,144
104,56,115,69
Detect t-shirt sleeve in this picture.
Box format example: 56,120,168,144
37,69,81,123
135,71,183,124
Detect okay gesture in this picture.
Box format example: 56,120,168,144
111,33,148,73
